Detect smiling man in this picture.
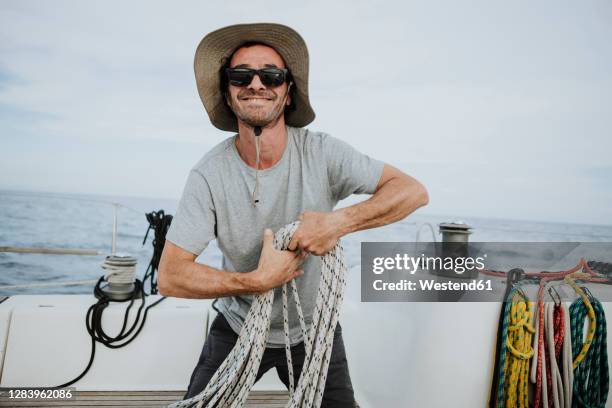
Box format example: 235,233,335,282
158,23,429,407
227,47,289,129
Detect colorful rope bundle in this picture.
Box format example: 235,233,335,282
544,300,566,408
505,290,535,408
564,274,597,370
570,292,609,408
489,260,610,408
491,285,518,408
533,269,606,408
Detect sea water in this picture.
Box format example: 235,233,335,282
1,188,611,295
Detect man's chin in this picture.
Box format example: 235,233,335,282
233,106,284,129
243,119,272,128
238,113,275,128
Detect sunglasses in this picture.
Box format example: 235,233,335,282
225,67,291,88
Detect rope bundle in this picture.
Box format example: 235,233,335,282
506,291,535,408
102,256,137,285
494,288,535,408
570,295,609,408
543,300,567,408
143,210,174,294
166,221,347,408
490,264,610,408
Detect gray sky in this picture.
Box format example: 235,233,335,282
1,0,611,225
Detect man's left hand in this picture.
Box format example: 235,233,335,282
288,211,345,256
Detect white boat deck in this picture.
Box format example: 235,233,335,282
0,295,288,407
2,283,612,406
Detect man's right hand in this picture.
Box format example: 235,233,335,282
250,228,307,293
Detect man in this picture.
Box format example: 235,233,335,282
159,23,428,407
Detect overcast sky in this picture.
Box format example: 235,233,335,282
1,0,611,225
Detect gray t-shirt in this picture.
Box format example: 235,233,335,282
166,125,384,347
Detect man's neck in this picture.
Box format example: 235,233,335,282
235,120,288,170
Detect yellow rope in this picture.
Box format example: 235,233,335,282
505,291,535,408
563,272,597,369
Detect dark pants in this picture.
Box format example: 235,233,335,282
184,313,357,407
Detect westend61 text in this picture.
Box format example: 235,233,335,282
373,279,493,292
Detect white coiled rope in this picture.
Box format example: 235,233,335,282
561,302,573,408
166,221,347,408
101,255,137,285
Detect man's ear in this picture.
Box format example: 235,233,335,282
285,82,293,106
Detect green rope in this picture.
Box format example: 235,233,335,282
495,286,521,408
570,296,609,408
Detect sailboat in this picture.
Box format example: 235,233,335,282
1,195,611,407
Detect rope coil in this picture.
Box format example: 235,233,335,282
102,255,137,285
570,293,609,408
490,261,610,408
166,221,347,408
503,290,535,408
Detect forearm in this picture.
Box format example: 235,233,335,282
335,175,429,236
159,259,260,299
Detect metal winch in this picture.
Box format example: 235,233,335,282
100,254,138,301
436,221,477,279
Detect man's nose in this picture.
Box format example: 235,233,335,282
247,72,266,91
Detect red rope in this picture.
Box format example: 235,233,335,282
536,295,545,407
545,304,564,407
554,306,564,358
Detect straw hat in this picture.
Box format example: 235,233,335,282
194,23,316,132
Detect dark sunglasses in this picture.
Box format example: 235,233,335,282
225,67,291,88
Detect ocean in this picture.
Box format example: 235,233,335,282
1,188,612,296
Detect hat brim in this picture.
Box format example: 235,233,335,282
194,23,316,132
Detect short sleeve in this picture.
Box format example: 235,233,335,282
323,134,385,202
165,169,216,256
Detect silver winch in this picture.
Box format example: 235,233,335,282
100,254,138,301
436,221,477,279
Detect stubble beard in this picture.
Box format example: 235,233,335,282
230,89,289,128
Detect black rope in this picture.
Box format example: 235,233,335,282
53,209,173,389
142,210,173,295
54,277,166,388
588,260,612,278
